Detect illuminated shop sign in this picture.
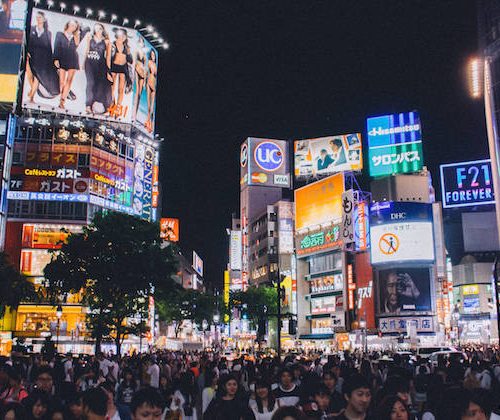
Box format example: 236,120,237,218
254,141,283,171
24,168,83,179
309,274,343,294
311,295,336,314
296,225,341,256
7,191,88,202
378,316,434,334
440,159,494,208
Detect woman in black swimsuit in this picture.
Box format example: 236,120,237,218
111,28,132,113
84,23,112,114
26,11,59,102
146,49,157,132
53,19,81,109
133,36,146,120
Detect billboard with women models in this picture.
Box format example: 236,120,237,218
21,8,158,135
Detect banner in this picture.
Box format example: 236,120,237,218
23,8,158,135
294,133,362,180
341,189,355,245
377,267,432,315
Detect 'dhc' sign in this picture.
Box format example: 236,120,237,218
440,159,494,208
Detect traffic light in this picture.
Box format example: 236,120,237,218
257,318,266,337
288,319,297,335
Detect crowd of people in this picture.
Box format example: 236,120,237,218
0,346,499,419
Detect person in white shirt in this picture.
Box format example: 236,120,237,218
146,356,160,389
202,370,218,415
63,353,73,383
249,379,279,420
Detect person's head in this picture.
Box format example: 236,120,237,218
322,371,337,391
320,149,328,159
22,390,49,420
461,389,493,420
93,23,108,39
5,366,21,387
313,385,331,411
98,381,115,406
82,387,108,419
342,373,371,415
50,405,65,420
149,50,156,62
35,366,53,393
376,395,409,420
384,376,410,406
279,368,294,387
35,11,47,30
385,272,399,310
123,368,134,383
67,394,83,419
270,406,306,420
114,29,127,42
1,402,27,420
130,387,165,420
329,138,343,153
179,371,194,395
64,19,79,34
218,374,239,398
204,369,217,388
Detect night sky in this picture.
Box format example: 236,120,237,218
86,0,486,287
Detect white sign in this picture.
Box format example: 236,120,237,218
370,222,434,265
229,231,242,271
193,251,204,277
341,189,355,245
274,174,290,186
379,316,434,334
330,312,346,329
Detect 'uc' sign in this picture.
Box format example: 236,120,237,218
254,141,283,171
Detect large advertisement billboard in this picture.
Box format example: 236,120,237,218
160,218,179,242
294,134,362,180
377,267,432,315
370,202,434,265
22,8,158,135
240,138,290,188
367,111,423,177
295,173,344,231
0,0,27,102
440,159,494,208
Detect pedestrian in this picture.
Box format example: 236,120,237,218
331,373,372,420
130,387,165,420
249,379,279,420
0,402,28,419
170,372,197,420
81,387,108,420
201,369,218,415
375,395,410,420
22,389,50,420
203,374,251,420
273,368,301,407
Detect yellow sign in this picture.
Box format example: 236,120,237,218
462,284,479,295
224,270,230,323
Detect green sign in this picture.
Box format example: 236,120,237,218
298,225,341,256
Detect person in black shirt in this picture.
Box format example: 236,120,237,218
322,372,345,415
203,374,251,420
53,19,81,109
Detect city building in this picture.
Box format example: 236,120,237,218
0,2,164,353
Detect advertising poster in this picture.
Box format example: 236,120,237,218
341,189,355,245
377,267,432,315
0,0,27,102
367,111,423,177
355,252,375,329
193,251,203,277
240,138,290,188
160,218,179,242
440,159,494,208
229,230,242,270
295,173,344,231
277,201,294,254
294,133,362,180
370,202,435,265
23,8,158,134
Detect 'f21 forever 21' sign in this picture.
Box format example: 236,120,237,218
440,159,495,208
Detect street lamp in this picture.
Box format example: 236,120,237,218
56,305,63,352
452,306,460,346
213,314,220,349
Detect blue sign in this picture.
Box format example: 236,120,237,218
370,201,433,225
366,111,424,177
7,191,88,202
440,159,494,208
254,141,283,171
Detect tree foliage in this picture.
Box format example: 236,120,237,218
44,212,178,354
156,288,220,338
230,285,277,326
0,252,36,317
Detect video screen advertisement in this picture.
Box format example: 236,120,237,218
377,267,432,315
0,0,27,102
294,174,344,256
369,201,435,265
366,111,423,177
294,133,362,180
22,8,158,135
440,159,494,208
240,138,290,188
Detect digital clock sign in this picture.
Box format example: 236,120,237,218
440,159,494,208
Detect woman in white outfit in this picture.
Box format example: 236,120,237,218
249,379,280,420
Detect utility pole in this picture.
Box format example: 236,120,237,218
493,256,500,345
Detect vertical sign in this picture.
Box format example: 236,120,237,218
229,230,242,270
341,189,355,245
347,264,355,310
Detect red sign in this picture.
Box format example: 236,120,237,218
355,252,375,329
348,264,355,310
160,218,180,242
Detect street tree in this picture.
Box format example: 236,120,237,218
44,212,178,355
0,252,36,317
156,288,219,338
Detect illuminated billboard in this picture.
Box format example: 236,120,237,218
0,0,27,102
294,133,362,180
295,173,344,231
229,230,242,270
160,218,179,242
22,223,82,249
370,202,434,265
367,111,423,177
240,138,290,188
193,251,203,277
377,267,432,315
22,8,158,135
440,159,494,208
